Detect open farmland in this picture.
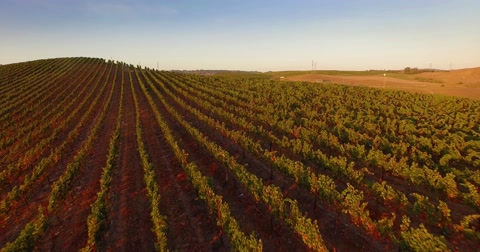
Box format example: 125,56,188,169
283,68,480,99
1,58,479,251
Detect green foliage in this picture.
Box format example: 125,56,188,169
3,58,480,250
82,63,123,251
462,181,480,209
136,68,262,251
371,181,408,209
458,214,480,241
1,61,113,216
2,207,48,252
399,216,448,251
144,68,480,249
132,69,169,251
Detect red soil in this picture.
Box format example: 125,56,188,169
100,69,156,251
39,64,122,251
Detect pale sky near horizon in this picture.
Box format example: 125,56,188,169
1,0,479,71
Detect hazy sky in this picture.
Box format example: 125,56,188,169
1,0,479,71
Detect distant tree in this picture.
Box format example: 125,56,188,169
404,67,420,74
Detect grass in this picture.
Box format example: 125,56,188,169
413,77,444,84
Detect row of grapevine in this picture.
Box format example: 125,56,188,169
136,67,264,251
173,73,476,207
158,71,479,250
0,58,103,170
156,71,406,246
1,58,478,250
83,62,124,251
0,58,96,135
140,69,328,251
129,68,168,250
155,72,383,235
200,75,479,191
0,58,65,108
0,58,79,123
47,60,117,211
0,58,76,143
0,62,113,218
2,60,116,251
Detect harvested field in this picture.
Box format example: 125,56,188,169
286,68,480,99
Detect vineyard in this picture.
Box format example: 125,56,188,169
0,57,479,251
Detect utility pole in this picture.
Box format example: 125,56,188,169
430,63,433,80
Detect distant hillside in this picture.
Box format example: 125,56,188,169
284,67,480,99
417,67,480,87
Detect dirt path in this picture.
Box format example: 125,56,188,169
101,68,156,251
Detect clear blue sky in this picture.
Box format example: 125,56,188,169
1,0,479,71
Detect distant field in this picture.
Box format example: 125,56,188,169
280,68,480,99
1,58,479,251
